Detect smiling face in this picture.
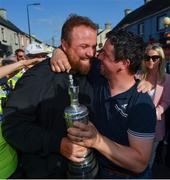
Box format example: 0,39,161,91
144,49,160,71
98,39,114,77
16,50,26,61
62,25,97,75
98,39,125,79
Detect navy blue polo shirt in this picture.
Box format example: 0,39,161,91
89,59,156,172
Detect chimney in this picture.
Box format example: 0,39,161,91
105,23,112,30
97,24,103,33
0,8,7,19
124,9,132,16
144,0,152,4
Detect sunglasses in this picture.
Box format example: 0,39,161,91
144,55,160,62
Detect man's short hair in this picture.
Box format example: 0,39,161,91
61,14,97,45
15,48,25,55
106,29,146,74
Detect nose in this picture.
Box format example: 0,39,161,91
86,47,95,58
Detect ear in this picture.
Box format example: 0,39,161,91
61,39,68,52
122,59,130,69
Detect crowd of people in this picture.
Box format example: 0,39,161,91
0,43,49,178
0,14,170,179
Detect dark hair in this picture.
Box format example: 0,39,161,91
15,48,25,55
106,29,146,74
61,14,97,45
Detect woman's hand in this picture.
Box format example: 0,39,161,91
137,79,152,93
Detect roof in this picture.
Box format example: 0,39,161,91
113,0,170,30
0,15,23,33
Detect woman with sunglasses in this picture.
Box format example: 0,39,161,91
140,43,170,169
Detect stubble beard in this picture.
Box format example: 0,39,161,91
79,60,91,74
69,57,91,75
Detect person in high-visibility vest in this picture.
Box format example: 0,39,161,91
0,58,19,178
0,57,44,178
0,78,18,178
7,70,24,90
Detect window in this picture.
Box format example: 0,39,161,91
1,27,7,42
138,23,144,35
157,15,166,31
20,36,24,46
14,33,19,45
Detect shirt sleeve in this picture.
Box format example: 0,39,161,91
127,93,156,139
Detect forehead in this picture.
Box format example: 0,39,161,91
17,51,24,55
71,25,97,44
103,39,114,55
147,49,159,55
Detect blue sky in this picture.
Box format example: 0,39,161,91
0,0,144,46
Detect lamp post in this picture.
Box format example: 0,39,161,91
26,3,40,43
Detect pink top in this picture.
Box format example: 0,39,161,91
153,74,170,141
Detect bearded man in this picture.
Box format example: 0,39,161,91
2,15,97,179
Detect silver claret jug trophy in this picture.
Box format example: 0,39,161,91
64,74,98,179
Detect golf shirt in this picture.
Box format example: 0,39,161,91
90,60,156,174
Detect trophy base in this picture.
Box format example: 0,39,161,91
67,161,98,179
67,151,98,179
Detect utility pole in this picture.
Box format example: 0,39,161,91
26,3,40,43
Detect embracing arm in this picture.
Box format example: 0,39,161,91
51,47,71,72
0,58,45,78
0,61,25,78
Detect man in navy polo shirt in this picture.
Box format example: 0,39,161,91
67,30,156,178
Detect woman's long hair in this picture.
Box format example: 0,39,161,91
141,43,166,82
